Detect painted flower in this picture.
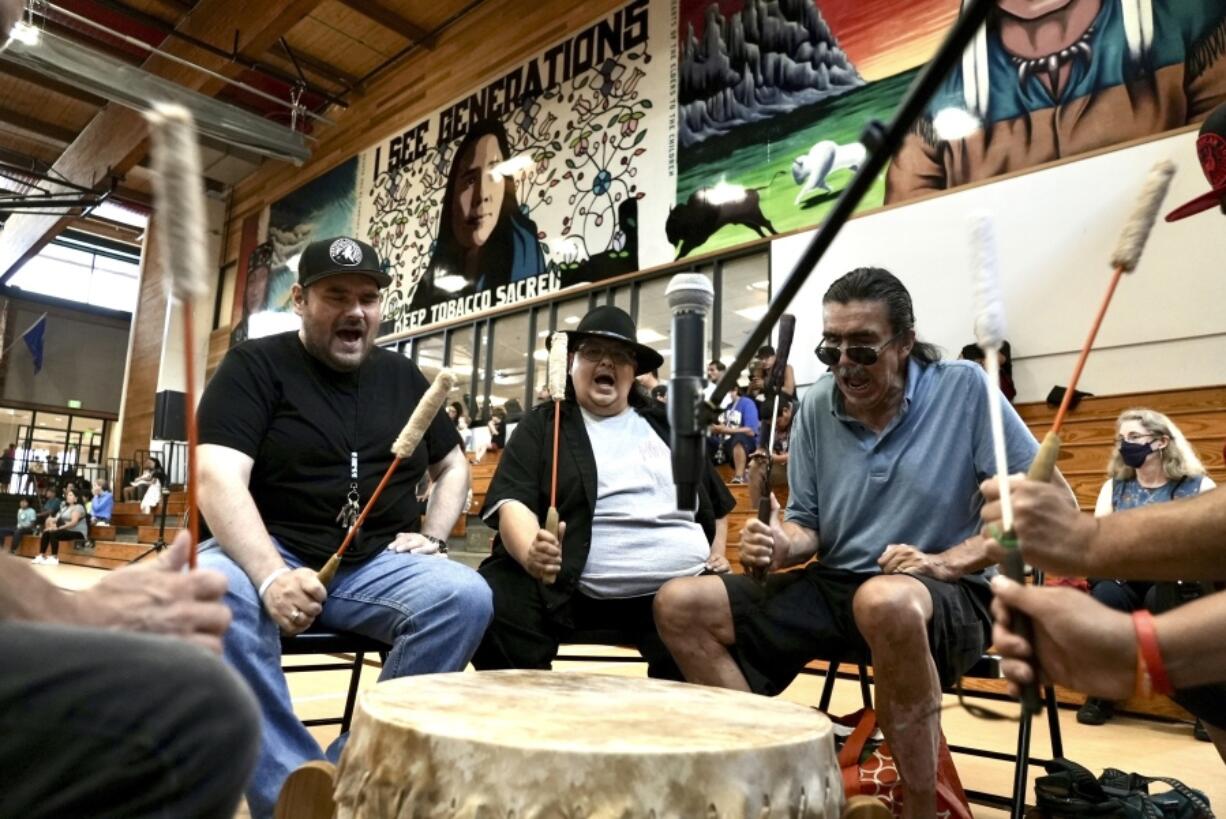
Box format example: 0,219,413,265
593,169,612,196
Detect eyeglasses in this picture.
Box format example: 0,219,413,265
815,332,902,367
576,343,635,368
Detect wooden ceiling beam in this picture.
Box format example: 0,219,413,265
0,0,329,279
0,106,78,147
336,0,435,48
0,60,108,108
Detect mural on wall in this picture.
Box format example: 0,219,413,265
229,241,273,345
357,0,674,335
889,0,1226,202
266,158,360,315
671,0,1226,259
233,0,1226,339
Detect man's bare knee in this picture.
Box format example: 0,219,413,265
852,576,930,647
655,576,735,646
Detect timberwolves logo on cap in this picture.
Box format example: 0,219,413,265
298,236,392,289
329,238,364,266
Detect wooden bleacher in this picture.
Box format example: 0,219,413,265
10,490,188,569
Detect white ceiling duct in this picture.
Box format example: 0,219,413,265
1,28,310,163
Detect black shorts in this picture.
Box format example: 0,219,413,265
720,564,994,696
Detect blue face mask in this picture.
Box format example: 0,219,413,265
1119,440,1153,469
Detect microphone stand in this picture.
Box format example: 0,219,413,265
698,0,996,425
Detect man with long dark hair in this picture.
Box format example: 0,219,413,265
408,118,545,315
656,267,1073,817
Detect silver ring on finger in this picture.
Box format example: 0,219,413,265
291,608,303,624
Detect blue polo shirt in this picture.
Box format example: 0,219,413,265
785,358,1038,573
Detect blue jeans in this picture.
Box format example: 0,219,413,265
199,538,493,819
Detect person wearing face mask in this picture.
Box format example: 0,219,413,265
1076,409,1217,733
472,305,736,678
655,267,1074,818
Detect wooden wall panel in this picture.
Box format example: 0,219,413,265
117,222,168,461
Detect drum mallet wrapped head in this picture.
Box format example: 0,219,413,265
1040,160,1177,473
318,369,457,587
548,332,568,401
971,212,1041,715
392,369,458,459
1111,160,1177,273
542,333,568,584
146,103,209,569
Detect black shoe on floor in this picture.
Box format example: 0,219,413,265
1077,697,1116,726
1194,719,1211,742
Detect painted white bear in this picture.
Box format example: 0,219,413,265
791,140,866,204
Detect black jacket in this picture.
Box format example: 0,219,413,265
480,399,735,612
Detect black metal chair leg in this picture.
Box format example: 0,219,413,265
340,650,365,734
858,662,873,709
1011,708,1034,819
1044,684,1063,759
819,660,841,712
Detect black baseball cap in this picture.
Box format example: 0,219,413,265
297,237,391,288
547,305,664,376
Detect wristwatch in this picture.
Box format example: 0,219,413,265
423,534,449,554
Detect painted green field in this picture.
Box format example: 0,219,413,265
675,70,917,258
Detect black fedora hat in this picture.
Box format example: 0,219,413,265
547,305,664,376
1166,102,1226,221
297,236,391,288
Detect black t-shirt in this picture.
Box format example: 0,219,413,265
197,332,461,569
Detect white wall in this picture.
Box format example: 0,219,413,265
771,130,1225,403
2,299,129,414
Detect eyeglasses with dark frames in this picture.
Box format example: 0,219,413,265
815,332,902,367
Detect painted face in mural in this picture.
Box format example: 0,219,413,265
996,0,1100,61
245,264,270,315
819,300,913,424
293,273,382,372
995,0,1078,20
451,134,507,253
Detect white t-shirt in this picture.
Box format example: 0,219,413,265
579,406,710,598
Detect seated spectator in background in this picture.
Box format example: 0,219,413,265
34,488,60,529
0,443,14,492
636,368,661,394
90,480,114,527
28,457,46,494
1077,409,1216,735
748,397,794,511
754,344,797,398
457,416,474,456
34,488,87,566
473,306,736,678
123,457,164,503
710,382,759,484
0,496,36,553
959,340,1016,402
703,360,732,408
476,407,508,463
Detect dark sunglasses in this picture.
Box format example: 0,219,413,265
815,332,902,367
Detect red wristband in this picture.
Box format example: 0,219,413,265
1133,610,1174,697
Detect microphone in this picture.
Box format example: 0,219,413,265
666,273,714,511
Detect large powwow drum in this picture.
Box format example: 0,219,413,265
335,670,843,818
